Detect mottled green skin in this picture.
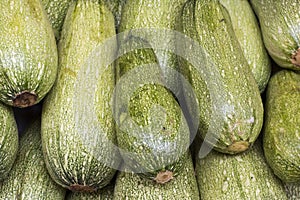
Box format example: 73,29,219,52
42,0,120,191
119,0,187,96
284,182,300,200
263,70,300,183
41,0,74,39
0,0,58,107
114,152,199,200
250,0,300,70
104,0,127,30
196,141,288,200
0,102,18,181
220,0,271,93
0,120,66,199
115,36,190,180
180,0,264,154
66,185,114,200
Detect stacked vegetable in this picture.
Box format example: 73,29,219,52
0,0,299,199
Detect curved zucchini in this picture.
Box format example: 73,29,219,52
263,70,300,183
219,0,271,93
0,120,66,199
196,141,288,199
114,152,200,200
0,0,58,108
42,0,121,191
0,102,18,181
250,0,300,70
180,0,264,154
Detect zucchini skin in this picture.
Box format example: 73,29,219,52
115,35,190,181
113,152,200,200
66,185,114,200
196,141,288,200
263,70,300,183
284,182,300,200
250,0,300,70
0,120,66,200
0,102,18,181
180,0,263,154
41,0,120,191
0,0,58,108
220,0,271,93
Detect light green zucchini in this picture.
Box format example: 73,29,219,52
66,185,114,200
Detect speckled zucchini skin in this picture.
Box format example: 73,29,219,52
263,70,300,183
66,185,114,200
0,102,18,181
115,35,190,181
250,0,300,70
0,0,58,107
180,0,264,154
104,0,127,30
0,120,66,200
113,152,200,200
284,182,300,200
42,0,120,191
118,0,187,96
41,0,74,39
196,141,288,199
220,0,271,93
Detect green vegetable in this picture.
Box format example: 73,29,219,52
0,0,58,108
42,0,120,191
66,185,114,200
263,70,300,183
220,0,271,93
284,182,300,200
180,0,264,154
0,120,66,199
250,0,300,70
0,102,18,181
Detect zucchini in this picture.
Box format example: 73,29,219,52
0,120,66,199
114,152,200,200
250,0,300,70
66,185,114,200
115,34,190,182
104,0,127,30
263,70,300,183
41,0,121,191
41,0,74,39
180,0,264,154
0,102,18,181
0,0,58,108
196,141,288,199
219,0,271,93
284,183,300,200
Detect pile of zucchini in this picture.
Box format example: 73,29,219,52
0,0,299,199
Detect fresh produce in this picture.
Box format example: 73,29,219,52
196,141,288,199
119,0,188,96
41,0,120,191
220,0,271,93
104,0,127,30
115,35,190,182
284,182,300,200
114,152,199,200
263,70,300,183
66,185,114,200
180,0,264,154
0,102,18,181
41,0,74,39
0,120,66,199
250,0,300,70
0,0,58,108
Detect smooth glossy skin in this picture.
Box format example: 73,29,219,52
263,70,300,183
0,0,58,107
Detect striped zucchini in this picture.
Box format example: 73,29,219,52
180,0,264,154
115,35,190,182
0,0,58,108
66,185,114,200
196,141,288,199
250,0,300,70
263,70,300,183
284,183,300,200
42,0,121,191
0,120,66,199
41,0,74,39
104,0,127,30
114,152,200,200
220,0,271,93
0,102,18,181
